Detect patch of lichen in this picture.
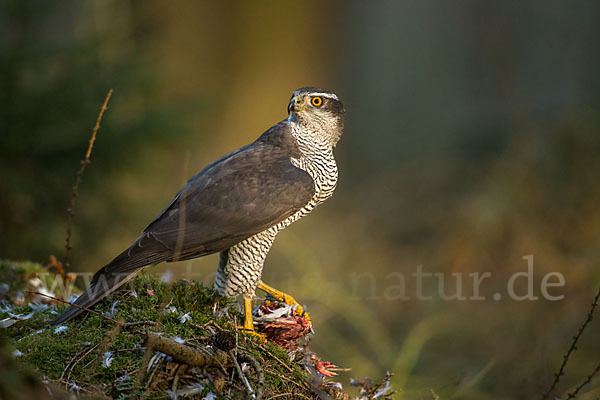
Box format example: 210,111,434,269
0,261,317,399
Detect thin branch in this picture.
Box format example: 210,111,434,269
541,287,600,400
266,392,312,400
566,361,600,399
26,290,117,323
264,367,309,392
59,341,100,381
122,320,158,328
64,89,114,273
257,342,294,374
229,349,259,400
238,352,264,400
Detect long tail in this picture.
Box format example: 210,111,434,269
51,233,169,325
50,269,139,325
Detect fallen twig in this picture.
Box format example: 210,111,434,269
229,349,261,400
266,393,312,400
60,342,100,382
144,332,228,367
239,352,264,400
123,320,159,328
26,290,117,323
170,364,187,393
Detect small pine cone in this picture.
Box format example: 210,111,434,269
213,331,236,352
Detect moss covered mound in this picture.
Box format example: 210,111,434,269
0,260,394,399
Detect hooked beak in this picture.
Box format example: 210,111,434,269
288,96,304,114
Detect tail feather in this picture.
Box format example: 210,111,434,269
51,271,138,325
51,234,172,325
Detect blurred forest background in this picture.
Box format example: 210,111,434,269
2,1,600,399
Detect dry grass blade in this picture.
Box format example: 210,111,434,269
64,89,114,273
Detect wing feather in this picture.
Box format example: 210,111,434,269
52,120,314,325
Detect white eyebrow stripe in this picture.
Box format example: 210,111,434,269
307,92,339,101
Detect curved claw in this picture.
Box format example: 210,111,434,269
258,281,312,325
236,325,267,343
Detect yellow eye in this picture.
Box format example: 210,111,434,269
311,96,323,107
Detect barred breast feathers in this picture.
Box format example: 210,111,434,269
215,118,340,297
276,121,339,230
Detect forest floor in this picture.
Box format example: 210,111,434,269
0,259,394,400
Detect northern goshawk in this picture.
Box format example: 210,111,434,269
52,87,345,331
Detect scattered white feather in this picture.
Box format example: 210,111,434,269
202,392,217,400
116,373,131,384
254,303,294,321
0,300,13,313
172,336,185,344
8,311,34,320
177,383,204,397
373,380,391,398
18,328,46,341
67,294,80,303
179,312,191,324
68,381,82,393
101,351,114,368
148,353,161,371
28,277,43,287
0,318,16,328
29,303,49,312
165,389,178,400
54,325,68,334
103,300,120,318
36,287,55,298
29,302,49,312
111,300,120,315
147,351,169,371
167,306,178,314
12,349,22,357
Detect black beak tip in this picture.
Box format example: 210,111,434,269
288,98,301,114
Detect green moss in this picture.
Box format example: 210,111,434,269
0,261,322,399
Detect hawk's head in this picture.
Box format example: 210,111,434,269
287,87,344,147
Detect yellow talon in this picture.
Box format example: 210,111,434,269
237,297,266,343
243,297,254,331
257,280,312,325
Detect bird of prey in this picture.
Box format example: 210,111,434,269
52,87,345,332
